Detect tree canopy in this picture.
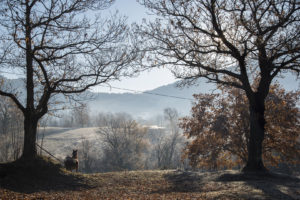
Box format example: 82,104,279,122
180,84,300,170
137,0,300,171
0,0,140,160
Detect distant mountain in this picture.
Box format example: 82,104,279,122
88,79,215,118
88,73,299,118
1,72,299,119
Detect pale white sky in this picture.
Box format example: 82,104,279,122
91,0,177,93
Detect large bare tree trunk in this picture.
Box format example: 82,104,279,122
243,101,267,172
21,115,38,160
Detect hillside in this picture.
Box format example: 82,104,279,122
87,73,299,117
37,127,101,160
1,73,299,118
87,78,215,117
0,160,299,200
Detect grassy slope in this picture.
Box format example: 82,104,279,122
0,158,299,200
36,127,101,159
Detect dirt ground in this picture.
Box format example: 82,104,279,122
1,163,299,200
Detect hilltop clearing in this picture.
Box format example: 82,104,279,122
0,157,299,200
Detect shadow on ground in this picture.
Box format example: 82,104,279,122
0,156,94,193
154,170,205,193
153,170,300,200
217,171,300,200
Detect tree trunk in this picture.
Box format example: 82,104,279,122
242,101,267,172
21,115,38,161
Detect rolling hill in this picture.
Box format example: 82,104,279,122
87,79,215,117
87,73,299,118
1,72,299,118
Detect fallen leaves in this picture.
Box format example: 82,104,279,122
0,170,299,200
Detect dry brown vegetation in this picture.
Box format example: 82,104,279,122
180,83,300,170
0,157,299,200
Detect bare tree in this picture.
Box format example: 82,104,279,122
136,0,300,172
95,112,113,127
0,97,11,135
164,107,179,134
79,137,95,173
97,113,148,171
72,103,90,128
0,0,140,161
60,112,75,128
154,135,180,169
0,96,23,162
163,108,180,168
151,108,183,169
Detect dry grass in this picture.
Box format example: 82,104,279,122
0,159,299,199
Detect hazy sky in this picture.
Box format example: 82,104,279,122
92,0,177,93
0,0,176,93
2,1,298,93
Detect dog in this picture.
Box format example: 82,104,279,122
64,149,79,172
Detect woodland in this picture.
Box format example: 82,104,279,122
0,0,299,199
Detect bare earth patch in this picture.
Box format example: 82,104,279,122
1,164,299,200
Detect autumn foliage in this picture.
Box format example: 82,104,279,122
180,84,300,170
